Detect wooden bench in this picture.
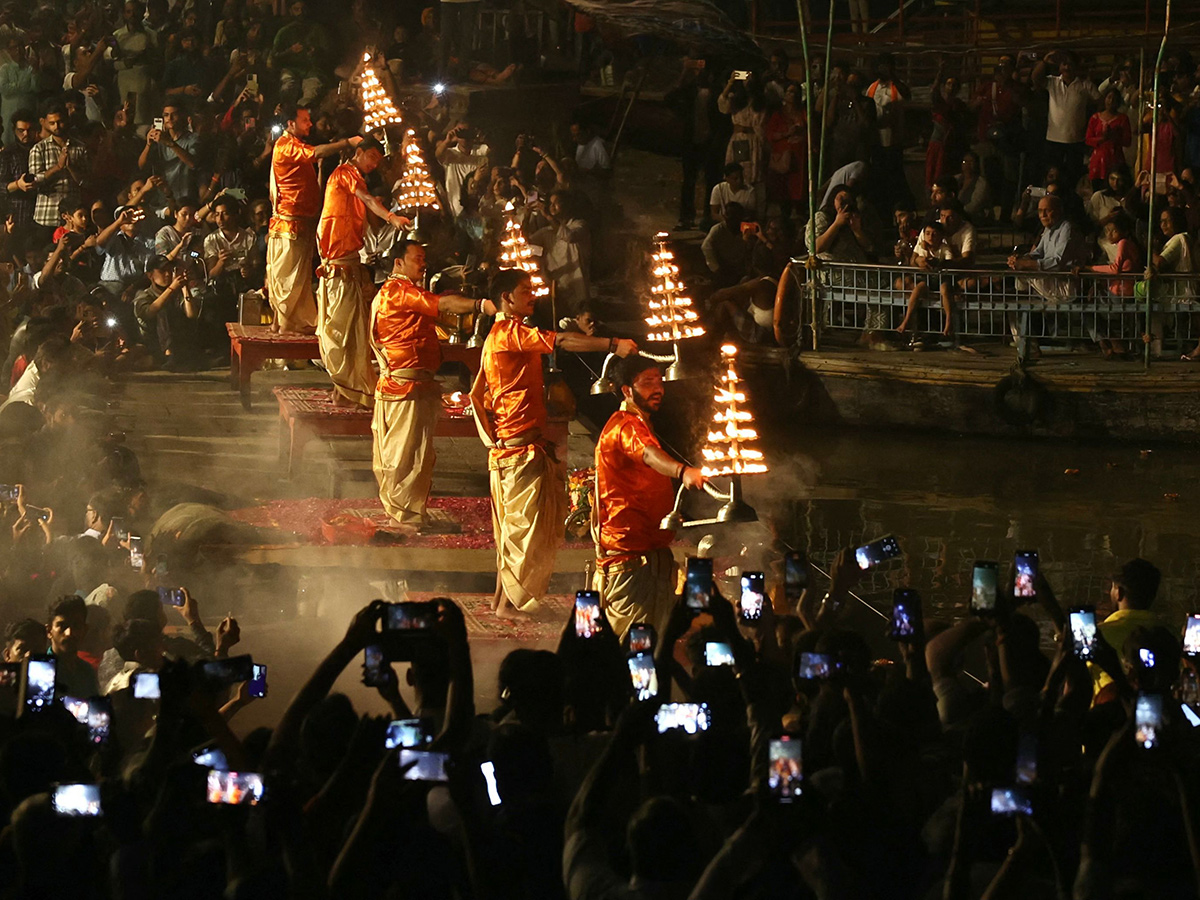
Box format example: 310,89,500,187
227,324,320,410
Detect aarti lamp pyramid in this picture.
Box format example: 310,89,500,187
659,344,766,530
360,52,403,134
646,232,703,343
701,344,768,477
644,232,703,381
395,130,440,216
499,206,549,301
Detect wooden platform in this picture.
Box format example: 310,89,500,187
273,387,483,478
227,324,319,410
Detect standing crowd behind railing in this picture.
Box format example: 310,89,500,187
681,44,1200,364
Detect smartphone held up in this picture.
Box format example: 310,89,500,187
575,591,603,638
855,536,900,571
739,571,765,623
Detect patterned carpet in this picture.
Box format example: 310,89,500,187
228,496,593,550
405,590,573,642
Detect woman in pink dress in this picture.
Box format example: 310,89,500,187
1086,89,1132,190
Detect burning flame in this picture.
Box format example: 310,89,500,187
700,344,768,477
499,214,549,300
645,235,704,343
361,53,403,133
394,129,439,214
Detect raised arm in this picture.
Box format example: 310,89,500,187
314,135,363,160
263,602,381,774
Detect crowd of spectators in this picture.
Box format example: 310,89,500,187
679,46,1200,356
0,4,1195,896
0,0,624,388
0,420,1194,899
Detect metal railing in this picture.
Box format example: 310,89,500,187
800,259,1200,346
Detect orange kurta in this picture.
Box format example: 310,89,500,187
371,275,442,400
595,401,676,567
480,314,555,447
269,132,320,235
317,162,367,261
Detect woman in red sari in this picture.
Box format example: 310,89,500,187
765,82,807,219
1086,88,1132,190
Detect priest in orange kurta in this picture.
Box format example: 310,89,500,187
266,105,362,333
370,239,494,527
316,137,409,408
593,355,707,640
470,268,637,618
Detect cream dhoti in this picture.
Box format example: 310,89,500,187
372,372,440,525
265,216,318,333
317,256,375,407
489,439,566,612
594,548,677,641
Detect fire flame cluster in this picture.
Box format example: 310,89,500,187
395,130,440,215
701,344,767,477
499,211,549,300
646,232,703,343
361,53,403,133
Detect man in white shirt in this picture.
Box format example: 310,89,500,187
202,196,255,280
570,121,611,173
1033,50,1099,194
708,163,754,221
938,203,976,265
435,123,489,218
530,190,591,314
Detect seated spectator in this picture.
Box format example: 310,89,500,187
1008,195,1089,302
956,150,991,221
895,221,955,340
132,255,200,367
1089,166,1134,230
154,197,200,258
202,195,254,284
701,200,751,288
805,188,874,264
708,163,754,223
95,207,154,297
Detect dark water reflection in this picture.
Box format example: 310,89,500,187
738,425,1199,642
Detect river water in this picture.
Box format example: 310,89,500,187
729,424,1198,640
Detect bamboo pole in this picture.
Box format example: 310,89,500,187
798,0,820,350
817,0,835,188
1144,0,1171,369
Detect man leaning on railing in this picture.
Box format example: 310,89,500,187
1008,195,1089,302
1006,194,1088,359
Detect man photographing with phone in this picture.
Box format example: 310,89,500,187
593,356,706,639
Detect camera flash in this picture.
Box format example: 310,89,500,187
105,317,118,328
433,83,446,94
